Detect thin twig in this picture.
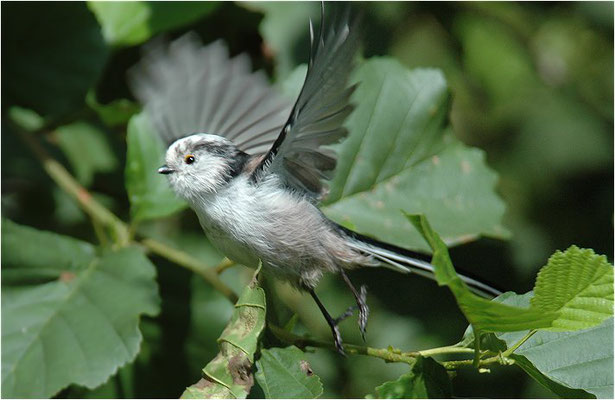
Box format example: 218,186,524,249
269,324,420,365
141,238,238,303
17,122,519,370
502,329,536,357
418,345,478,357
214,258,236,275
442,354,515,370
16,126,130,246
16,125,238,304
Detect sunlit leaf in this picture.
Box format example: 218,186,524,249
1,220,160,398
497,293,613,399
531,246,614,331
88,1,219,47
511,354,595,399
406,213,557,332
255,346,323,399
318,58,509,252
125,112,187,222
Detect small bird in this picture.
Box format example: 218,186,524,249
129,4,500,354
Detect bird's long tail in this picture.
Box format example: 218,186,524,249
340,226,502,298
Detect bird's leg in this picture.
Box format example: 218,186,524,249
308,289,353,355
339,269,369,341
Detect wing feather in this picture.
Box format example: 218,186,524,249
128,33,293,154
252,4,361,200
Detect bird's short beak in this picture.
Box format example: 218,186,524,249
158,165,175,175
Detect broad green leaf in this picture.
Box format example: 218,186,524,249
2,3,109,117
406,213,557,332
1,218,96,285
373,356,451,399
460,292,594,398
55,122,118,186
530,246,613,331
255,346,323,399
182,271,266,399
1,220,160,398
88,2,219,47
511,355,595,399
498,292,612,398
241,2,319,79
320,58,508,252
125,112,187,222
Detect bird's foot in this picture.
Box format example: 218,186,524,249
357,285,369,341
330,323,346,355
329,304,358,355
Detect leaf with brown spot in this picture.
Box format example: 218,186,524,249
255,346,323,398
181,270,266,399
1,220,160,398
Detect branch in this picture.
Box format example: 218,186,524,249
269,324,420,365
16,123,520,369
17,125,130,246
17,126,238,304
442,353,515,370
141,238,238,303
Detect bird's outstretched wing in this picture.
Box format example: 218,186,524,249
252,4,361,199
128,33,293,155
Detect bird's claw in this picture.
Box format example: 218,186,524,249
357,285,369,341
331,323,346,356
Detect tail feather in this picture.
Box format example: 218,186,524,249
339,225,503,298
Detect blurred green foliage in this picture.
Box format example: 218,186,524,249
2,1,613,399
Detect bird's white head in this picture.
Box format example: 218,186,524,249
158,133,245,202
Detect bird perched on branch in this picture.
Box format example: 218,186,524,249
129,3,500,354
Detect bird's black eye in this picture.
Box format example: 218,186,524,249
184,154,195,164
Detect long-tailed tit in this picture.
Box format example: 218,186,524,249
129,5,500,353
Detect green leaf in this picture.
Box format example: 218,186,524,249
86,93,140,127
2,3,109,117
511,354,595,399
406,213,557,332
1,219,96,285
1,220,160,398
320,58,508,252
511,319,614,399
181,271,266,399
7,107,46,132
497,293,613,399
255,346,323,399
88,1,219,47
530,246,613,331
55,122,118,186
373,356,451,399
125,112,187,222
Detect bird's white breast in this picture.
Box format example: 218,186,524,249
189,175,348,287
